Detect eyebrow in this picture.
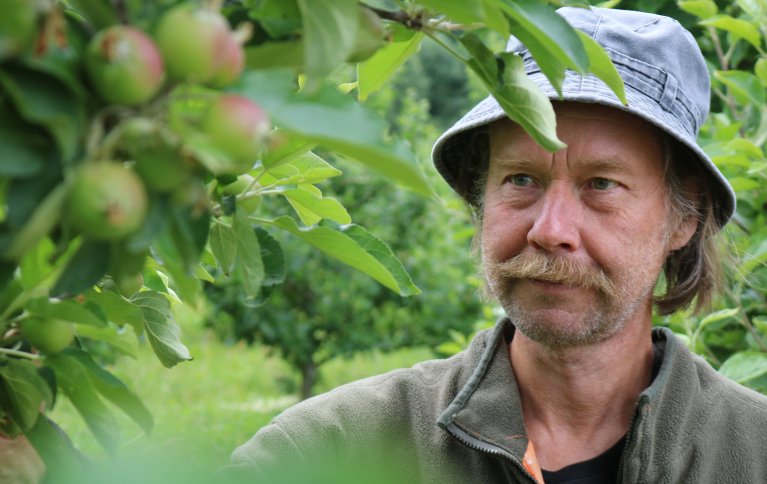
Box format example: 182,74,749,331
491,156,634,175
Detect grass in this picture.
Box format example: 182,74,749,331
48,306,435,475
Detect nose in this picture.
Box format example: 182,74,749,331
527,182,581,254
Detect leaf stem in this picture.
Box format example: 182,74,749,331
0,348,41,360
423,31,469,65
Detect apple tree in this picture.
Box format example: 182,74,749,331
0,0,624,477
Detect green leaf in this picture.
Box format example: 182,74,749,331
281,188,352,226
234,69,432,196
678,0,718,19
719,351,767,383
26,297,106,327
296,0,358,89
261,131,316,170
233,212,265,298
245,40,304,71
4,182,68,260
74,323,139,358
0,128,54,178
64,0,120,29
261,151,342,186
481,2,511,38
19,237,55,290
132,291,192,368
62,349,152,434
701,15,762,49
714,70,765,105
505,15,569,95
729,176,761,191
341,224,420,296
268,216,420,296
248,0,302,38
755,58,767,87
0,64,84,161
25,416,81,480
153,207,209,303
51,240,110,298
739,238,767,275
698,307,740,331
254,227,285,286
357,31,424,101
498,0,589,73
124,194,168,252
0,359,51,431
45,353,121,454
209,222,238,275
168,207,211,274
576,31,627,104
460,35,564,151
735,0,765,18
84,290,144,333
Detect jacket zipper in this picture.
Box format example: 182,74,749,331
616,402,644,482
445,422,539,483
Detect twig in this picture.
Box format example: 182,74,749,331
0,348,41,360
362,4,423,29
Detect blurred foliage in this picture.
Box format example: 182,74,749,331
205,67,486,398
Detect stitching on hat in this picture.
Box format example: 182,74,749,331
660,73,678,112
606,49,665,89
591,12,604,41
632,17,662,33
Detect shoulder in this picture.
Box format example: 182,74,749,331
228,340,484,473
227,325,501,477
272,350,466,434
689,350,767,416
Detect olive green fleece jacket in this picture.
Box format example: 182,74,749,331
228,319,767,483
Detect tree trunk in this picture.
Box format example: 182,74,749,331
300,361,317,400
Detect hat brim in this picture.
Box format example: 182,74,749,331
432,71,735,228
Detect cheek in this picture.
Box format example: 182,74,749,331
480,205,528,261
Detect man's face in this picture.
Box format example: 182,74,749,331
481,103,690,348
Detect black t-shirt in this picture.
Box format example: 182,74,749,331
539,345,663,484
540,436,625,484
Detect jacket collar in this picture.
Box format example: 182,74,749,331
437,317,690,467
437,318,529,459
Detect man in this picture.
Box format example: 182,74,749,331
229,7,767,483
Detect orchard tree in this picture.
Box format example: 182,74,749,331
0,0,626,478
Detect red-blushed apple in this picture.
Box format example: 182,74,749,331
203,95,270,174
154,3,232,84
85,26,165,106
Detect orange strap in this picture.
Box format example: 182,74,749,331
523,441,545,484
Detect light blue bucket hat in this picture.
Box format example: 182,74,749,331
431,7,736,228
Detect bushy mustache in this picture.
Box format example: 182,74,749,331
485,252,617,299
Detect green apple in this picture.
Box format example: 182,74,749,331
67,163,148,240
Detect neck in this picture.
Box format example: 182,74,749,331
509,313,654,470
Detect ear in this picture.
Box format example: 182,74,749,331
666,177,701,252
667,214,697,252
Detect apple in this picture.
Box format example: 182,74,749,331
203,95,270,174
85,26,165,106
154,3,232,84
67,163,148,240
20,317,75,354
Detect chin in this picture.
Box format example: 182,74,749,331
507,305,624,349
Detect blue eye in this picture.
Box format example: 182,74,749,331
510,174,533,187
591,178,617,190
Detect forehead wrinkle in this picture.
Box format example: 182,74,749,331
565,156,638,176
491,156,551,172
